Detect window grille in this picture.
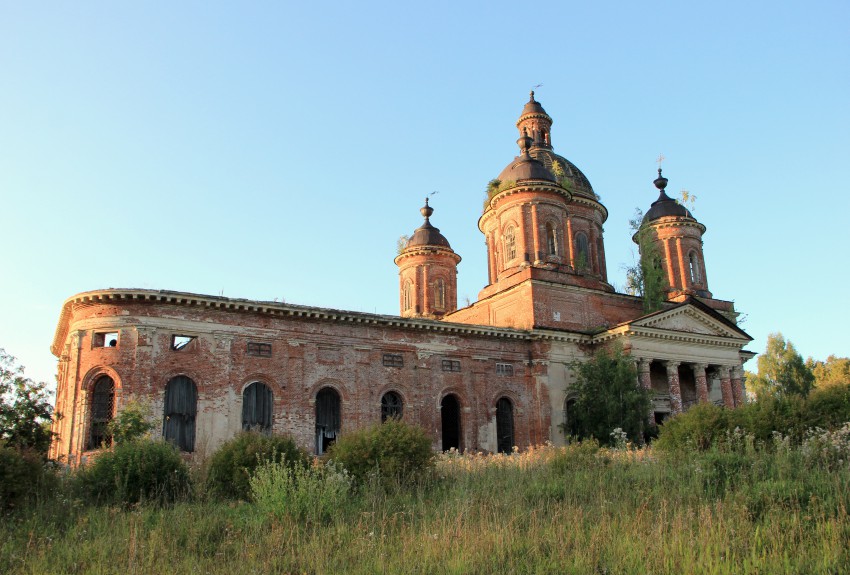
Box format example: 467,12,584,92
496,363,514,376
442,359,461,372
247,342,272,357
382,353,404,367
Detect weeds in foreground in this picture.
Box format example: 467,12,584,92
1,437,848,574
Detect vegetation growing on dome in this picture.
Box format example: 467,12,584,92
396,235,410,255
625,208,667,313
551,160,573,192
483,178,516,209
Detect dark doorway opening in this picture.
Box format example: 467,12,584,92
496,397,514,454
242,381,273,433
441,394,461,451
315,387,341,455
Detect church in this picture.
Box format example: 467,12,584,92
48,93,754,463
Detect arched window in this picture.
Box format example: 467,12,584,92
163,375,197,452
575,232,589,270
87,375,114,450
495,397,514,454
434,278,446,311
440,394,461,451
381,391,403,422
315,387,341,455
242,381,273,433
504,226,517,262
402,280,412,311
546,222,557,256
688,251,701,284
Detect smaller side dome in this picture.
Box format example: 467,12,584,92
643,169,693,223
405,198,453,249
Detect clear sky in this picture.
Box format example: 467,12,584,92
1,1,848,387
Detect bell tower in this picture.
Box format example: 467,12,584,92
394,199,461,318
638,169,712,300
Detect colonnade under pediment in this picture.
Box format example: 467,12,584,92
634,358,746,423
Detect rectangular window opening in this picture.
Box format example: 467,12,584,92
247,342,272,357
382,353,404,368
496,363,514,376
171,335,196,351
93,332,119,348
441,359,461,372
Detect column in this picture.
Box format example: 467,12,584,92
692,363,709,404
638,359,655,425
421,265,430,314
531,203,541,262
665,361,683,415
675,237,688,290
566,217,574,267
487,231,496,283
661,238,676,290
731,365,745,407
719,366,734,409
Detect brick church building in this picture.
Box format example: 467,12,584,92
49,93,754,462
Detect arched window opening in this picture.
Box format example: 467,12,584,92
688,251,701,284
575,233,589,270
564,398,580,439
440,394,461,451
381,391,403,422
87,375,114,450
434,278,446,311
504,226,517,262
163,375,197,452
546,222,557,256
402,280,412,311
315,387,341,455
242,381,273,433
495,397,515,454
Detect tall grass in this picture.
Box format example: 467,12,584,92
2,437,848,574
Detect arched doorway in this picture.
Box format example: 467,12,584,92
87,375,115,450
163,375,197,452
315,387,341,455
495,397,514,454
242,381,273,433
440,394,461,451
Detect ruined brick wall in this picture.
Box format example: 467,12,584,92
50,292,551,463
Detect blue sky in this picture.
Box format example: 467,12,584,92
1,1,848,387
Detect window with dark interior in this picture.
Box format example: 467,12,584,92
575,232,589,270
87,375,114,449
380,391,403,422
434,278,446,311
546,222,557,256
496,397,514,454
162,375,197,452
382,353,404,367
247,342,272,357
440,394,461,451
242,381,273,432
315,387,341,455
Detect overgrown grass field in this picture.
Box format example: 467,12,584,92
3,434,848,574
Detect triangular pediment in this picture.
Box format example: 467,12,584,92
628,305,747,340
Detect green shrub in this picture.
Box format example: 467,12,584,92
804,383,850,430
251,459,351,523
327,419,434,485
655,403,731,453
205,432,309,501
0,444,48,511
107,399,156,443
75,439,190,506
549,438,601,473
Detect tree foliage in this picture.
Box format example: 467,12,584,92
563,346,652,446
625,209,667,313
108,398,156,444
0,349,54,456
747,333,815,399
806,355,850,389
